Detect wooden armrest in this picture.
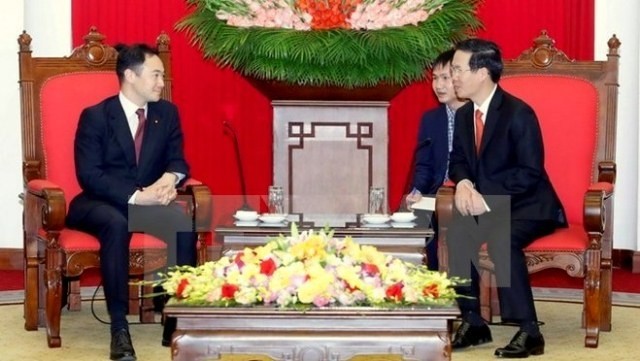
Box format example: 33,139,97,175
584,181,614,236
435,183,455,273
25,179,66,231
435,184,456,228
179,179,212,232
597,161,616,184
584,161,615,236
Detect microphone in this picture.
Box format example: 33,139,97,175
223,120,253,211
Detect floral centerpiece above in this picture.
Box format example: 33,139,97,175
161,224,464,308
178,0,481,88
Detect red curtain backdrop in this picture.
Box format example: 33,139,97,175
71,0,594,227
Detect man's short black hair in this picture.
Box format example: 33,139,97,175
114,43,159,83
455,38,504,83
432,48,456,69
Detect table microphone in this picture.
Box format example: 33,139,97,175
223,120,253,211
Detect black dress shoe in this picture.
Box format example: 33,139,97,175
494,331,545,358
162,316,177,347
451,322,493,349
110,328,137,361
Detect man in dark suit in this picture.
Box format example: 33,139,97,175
406,49,466,270
446,38,566,358
66,43,197,361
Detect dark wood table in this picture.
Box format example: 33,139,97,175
214,215,434,265
165,305,459,361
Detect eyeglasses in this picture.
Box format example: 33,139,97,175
451,66,473,75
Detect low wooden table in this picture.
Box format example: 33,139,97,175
215,216,434,265
165,305,459,361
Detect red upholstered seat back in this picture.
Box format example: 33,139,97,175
501,75,598,226
40,73,119,205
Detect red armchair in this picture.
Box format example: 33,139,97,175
18,27,212,347
436,30,619,348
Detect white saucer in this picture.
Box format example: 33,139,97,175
391,222,417,228
362,214,390,224
259,221,288,227
259,213,288,224
390,212,417,223
361,222,391,228
234,221,260,227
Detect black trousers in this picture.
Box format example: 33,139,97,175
447,212,555,323
68,202,196,332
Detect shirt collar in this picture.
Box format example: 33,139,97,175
474,84,498,118
445,104,456,118
118,92,146,118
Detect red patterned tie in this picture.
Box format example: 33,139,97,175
475,109,484,154
134,108,146,163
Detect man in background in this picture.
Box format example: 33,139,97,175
66,43,197,361
447,38,566,358
405,49,467,270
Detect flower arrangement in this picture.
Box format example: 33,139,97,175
178,0,481,87
161,224,464,308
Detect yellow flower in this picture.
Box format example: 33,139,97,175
289,234,328,262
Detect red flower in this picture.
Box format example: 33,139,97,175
422,284,440,298
176,278,190,299
362,263,380,276
385,282,404,302
221,283,239,299
343,280,358,292
260,258,277,276
234,251,245,268
296,0,362,30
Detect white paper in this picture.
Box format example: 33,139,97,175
410,196,435,211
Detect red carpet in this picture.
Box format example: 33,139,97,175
1,267,639,293
530,266,640,293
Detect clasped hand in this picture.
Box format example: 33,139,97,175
135,172,178,206
454,181,488,216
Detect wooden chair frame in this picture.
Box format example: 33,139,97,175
19,27,212,347
436,30,619,348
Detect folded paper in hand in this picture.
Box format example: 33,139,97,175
410,196,435,211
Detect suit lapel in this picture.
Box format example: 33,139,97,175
137,103,162,170
459,104,478,165
478,87,505,156
106,98,137,166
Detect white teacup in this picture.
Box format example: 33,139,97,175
390,212,417,223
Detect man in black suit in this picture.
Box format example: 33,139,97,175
66,44,196,361
446,38,566,358
406,49,466,270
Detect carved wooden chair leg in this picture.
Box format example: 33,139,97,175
128,277,141,316
67,278,82,311
139,273,156,323
583,249,601,348
23,254,39,330
44,248,63,347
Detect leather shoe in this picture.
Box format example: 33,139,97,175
494,331,544,358
452,322,493,349
110,328,136,361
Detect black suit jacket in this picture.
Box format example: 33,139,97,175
67,95,190,223
449,86,566,225
413,105,450,196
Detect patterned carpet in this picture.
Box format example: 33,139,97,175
1,298,638,361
